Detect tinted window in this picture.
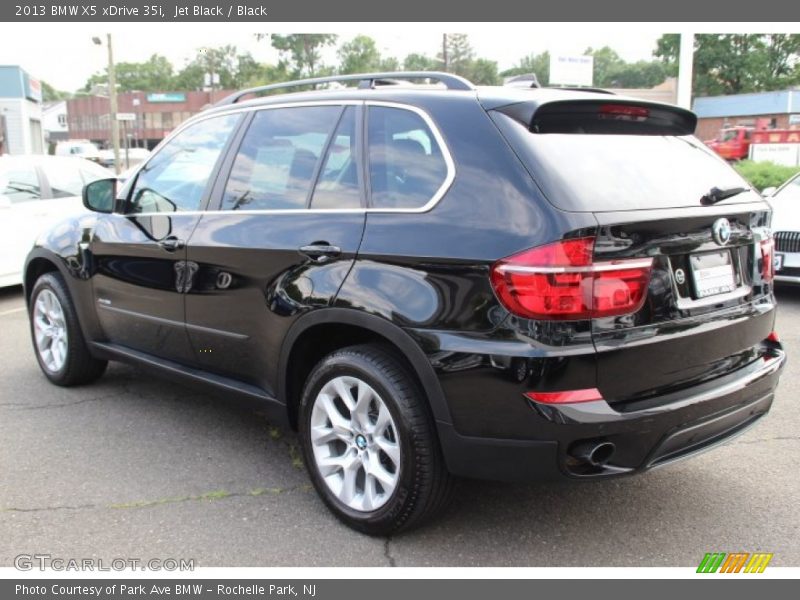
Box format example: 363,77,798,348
493,112,760,212
368,106,448,209
0,166,40,203
128,113,239,214
223,106,340,210
310,107,361,209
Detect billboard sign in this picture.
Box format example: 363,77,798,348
549,54,594,87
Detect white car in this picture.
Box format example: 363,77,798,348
54,140,102,163
767,172,800,284
0,155,113,287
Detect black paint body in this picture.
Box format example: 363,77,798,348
24,86,785,481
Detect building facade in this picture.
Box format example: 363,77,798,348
42,100,68,148
693,89,800,140
0,65,45,155
66,90,233,150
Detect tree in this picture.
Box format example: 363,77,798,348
41,81,70,101
501,51,551,85
438,33,474,74
655,33,800,96
403,53,439,71
270,34,338,77
338,35,382,74
174,46,275,90
464,58,501,85
433,34,500,85
83,54,174,92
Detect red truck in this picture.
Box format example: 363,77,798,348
705,126,753,161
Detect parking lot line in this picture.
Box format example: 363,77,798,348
0,307,26,317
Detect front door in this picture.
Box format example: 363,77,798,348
91,112,242,363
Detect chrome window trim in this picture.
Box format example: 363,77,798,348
124,99,456,217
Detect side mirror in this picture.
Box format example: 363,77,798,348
761,186,777,197
82,178,117,213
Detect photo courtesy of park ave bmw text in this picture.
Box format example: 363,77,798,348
0,0,799,595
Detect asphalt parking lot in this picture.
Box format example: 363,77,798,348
1,283,799,568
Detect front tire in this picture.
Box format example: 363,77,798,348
29,272,107,386
299,344,454,535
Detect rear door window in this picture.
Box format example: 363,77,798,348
310,106,361,209
222,106,341,210
367,106,448,210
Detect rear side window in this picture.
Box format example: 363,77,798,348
223,106,340,210
367,106,448,209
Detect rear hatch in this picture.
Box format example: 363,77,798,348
486,92,776,407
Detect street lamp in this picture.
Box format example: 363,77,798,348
92,34,121,174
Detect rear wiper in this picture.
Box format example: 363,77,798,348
701,186,749,205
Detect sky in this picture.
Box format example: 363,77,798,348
0,23,668,92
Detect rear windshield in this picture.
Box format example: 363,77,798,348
492,111,760,212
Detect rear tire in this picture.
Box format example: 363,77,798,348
299,344,454,535
29,272,107,386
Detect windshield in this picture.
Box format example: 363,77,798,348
721,130,739,142
773,175,800,203
492,112,761,212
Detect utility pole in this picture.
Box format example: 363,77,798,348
442,33,449,71
107,33,121,174
94,34,121,173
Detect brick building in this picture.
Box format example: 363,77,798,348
693,89,800,141
66,89,234,150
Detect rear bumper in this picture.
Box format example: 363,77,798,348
437,348,784,481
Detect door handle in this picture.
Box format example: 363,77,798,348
299,243,342,263
159,236,185,252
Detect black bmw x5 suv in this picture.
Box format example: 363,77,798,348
25,72,785,534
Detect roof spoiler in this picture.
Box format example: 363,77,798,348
496,98,697,136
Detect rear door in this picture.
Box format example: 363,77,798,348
489,98,776,405
90,112,242,363
183,103,366,394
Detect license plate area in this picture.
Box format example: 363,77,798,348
690,251,736,298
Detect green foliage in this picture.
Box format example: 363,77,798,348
403,53,439,71
584,46,666,88
41,81,70,102
434,34,500,85
83,54,174,92
501,52,551,85
338,35,383,74
270,34,338,77
654,34,800,96
734,160,800,192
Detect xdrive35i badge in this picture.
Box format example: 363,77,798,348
713,218,732,246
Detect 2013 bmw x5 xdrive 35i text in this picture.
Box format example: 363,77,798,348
24,72,785,535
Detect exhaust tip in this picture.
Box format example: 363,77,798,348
570,440,616,468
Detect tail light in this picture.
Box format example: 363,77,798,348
490,237,653,320
760,237,775,283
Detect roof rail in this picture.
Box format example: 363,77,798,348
214,71,475,106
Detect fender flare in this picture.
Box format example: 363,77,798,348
277,308,453,425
